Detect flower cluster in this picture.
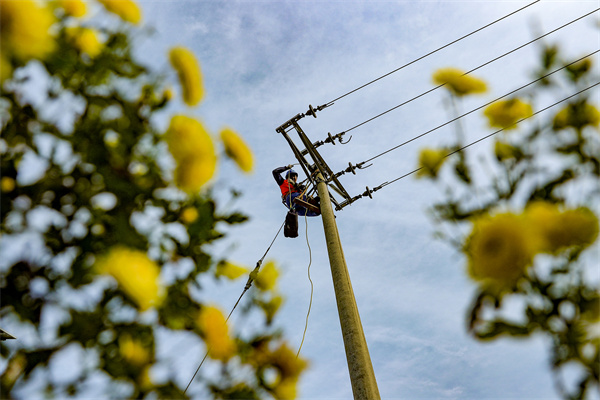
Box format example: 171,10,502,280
165,115,217,192
432,67,487,96
0,0,56,68
95,246,164,310
65,27,104,59
169,46,204,106
197,305,237,362
221,127,255,173
98,0,142,24
416,148,448,179
484,98,533,130
466,203,598,290
247,341,308,399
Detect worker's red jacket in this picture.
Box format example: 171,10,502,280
273,166,300,198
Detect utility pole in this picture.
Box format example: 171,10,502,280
276,107,380,399
315,172,381,400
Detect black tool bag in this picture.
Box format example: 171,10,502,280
284,211,299,238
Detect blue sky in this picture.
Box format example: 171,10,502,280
2,0,599,399
134,1,600,399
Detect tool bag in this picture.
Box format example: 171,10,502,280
284,210,299,238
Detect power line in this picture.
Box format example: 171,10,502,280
336,7,599,137
354,50,599,167
323,0,541,107
356,81,600,201
183,221,285,395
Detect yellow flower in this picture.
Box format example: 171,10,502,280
267,343,308,399
0,0,56,62
216,261,249,280
220,128,254,173
524,202,599,254
95,246,163,310
549,208,598,251
173,155,216,193
65,27,103,58
165,115,212,160
165,115,217,192
180,206,199,224
484,98,533,130
432,67,487,97
416,148,447,179
466,213,535,288
197,305,236,361
54,0,87,17
119,334,151,366
169,47,204,106
553,103,600,131
1,177,16,192
494,141,521,161
253,261,279,291
98,0,142,24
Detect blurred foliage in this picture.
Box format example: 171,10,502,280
1,1,302,399
422,45,599,399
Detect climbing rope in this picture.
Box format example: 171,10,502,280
297,214,314,358
183,220,285,395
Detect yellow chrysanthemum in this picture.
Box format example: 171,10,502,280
98,0,142,24
432,67,487,97
180,206,199,224
119,334,151,366
253,261,279,291
165,115,212,161
524,202,599,254
1,177,16,192
267,343,308,399
220,128,254,173
553,103,600,131
548,208,598,251
216,261,249,280
416,148,448,179
484,98,533,130
197,305,236,361
0,0,56,62
494,141,521,161
65,27,103,58
173,155,216,193
466,213,535,288
54,0,87,17
169,47,204,106
95,246,163,310
165,115,217,192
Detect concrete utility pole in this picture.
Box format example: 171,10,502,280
276,108,380,399
315,172,381,400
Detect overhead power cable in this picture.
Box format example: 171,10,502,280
184,221,285,395
335,7,599,138
353,82,599,202
323,0,541,107
352,50,599,168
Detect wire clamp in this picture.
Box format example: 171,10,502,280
356,161,373,170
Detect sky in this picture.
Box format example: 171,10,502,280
3,0,600,399
138,0,600,399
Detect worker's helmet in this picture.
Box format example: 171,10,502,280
286,169,298,180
